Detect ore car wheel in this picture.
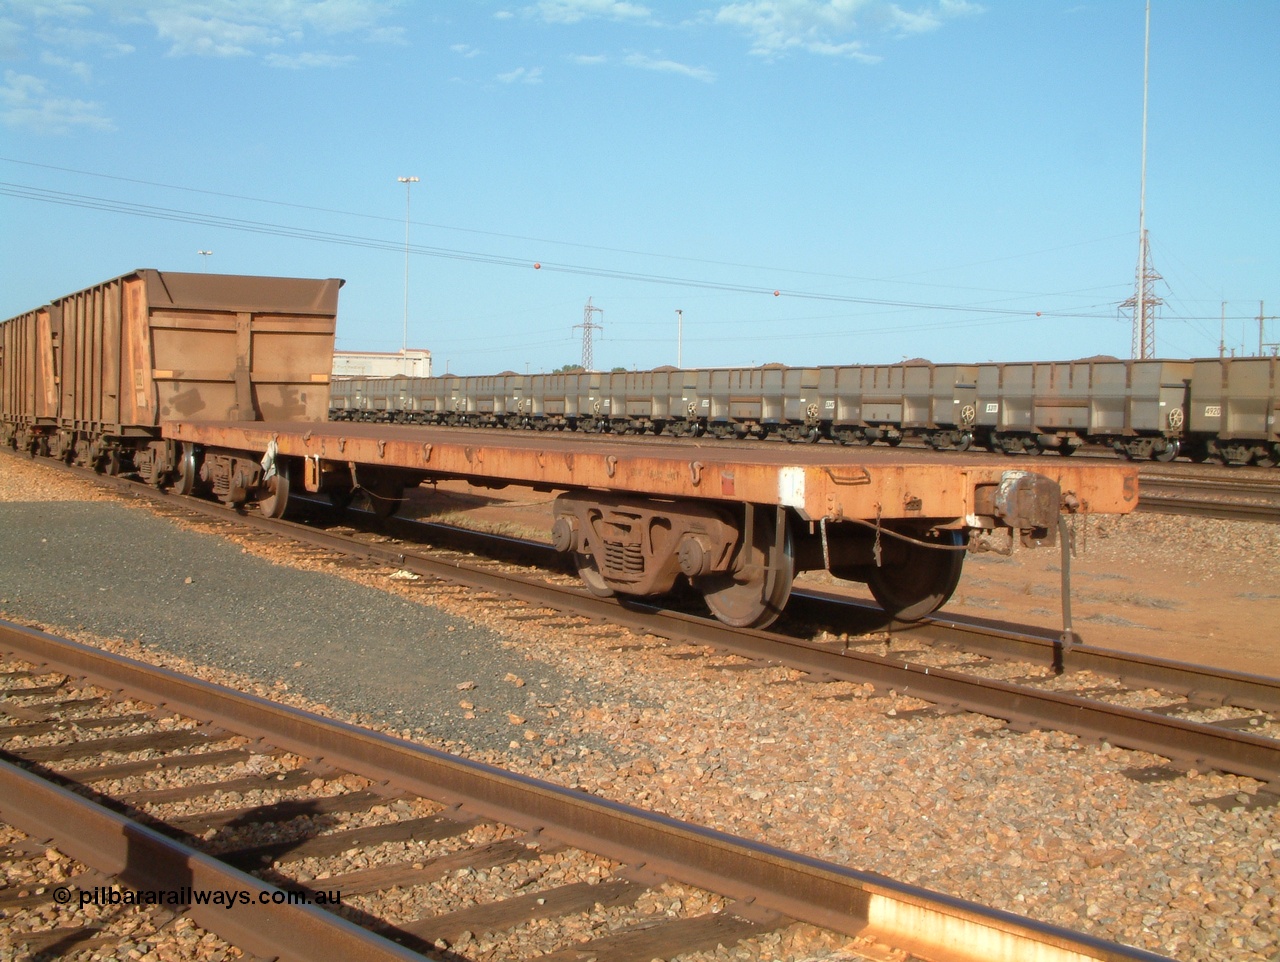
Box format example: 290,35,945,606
864,529,967,621
173,444,198,496
574,552,615,598
1154,439,1181,463
258,465,291,519
365,480,404,520
954,431,973,452
696,517,794,630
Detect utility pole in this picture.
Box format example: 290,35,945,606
1220,301,1227,359
574,298,604,371
397,175,419,365
676,309,683,367
1259,301,1280,356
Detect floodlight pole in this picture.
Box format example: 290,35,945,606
398,176,420,361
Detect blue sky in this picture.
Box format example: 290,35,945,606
2,1,1277,373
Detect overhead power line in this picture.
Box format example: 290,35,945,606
0,155,1135,300
4,179,1120,321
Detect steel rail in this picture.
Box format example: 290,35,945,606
1135,473,1280,523
789,590,1280,714
268,512,1280,787
290,497,1280,719
0,759,422,962
1135,493,1280,523
0,619,1169,962
48,465,1280,787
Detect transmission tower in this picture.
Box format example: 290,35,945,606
574,298,604,370
1122,229,1162,359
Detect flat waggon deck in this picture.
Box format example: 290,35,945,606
165,420,1138,522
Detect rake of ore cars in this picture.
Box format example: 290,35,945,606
331,355,1280,467
2,270,1144,630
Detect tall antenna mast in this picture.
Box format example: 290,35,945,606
1125,0,1160,359
574,298,604,371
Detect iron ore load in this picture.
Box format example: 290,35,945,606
332,356,1280,467
3,271,1140,629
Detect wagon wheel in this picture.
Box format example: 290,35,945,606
99,449,122,477
328,486,355,512
258,463,291,519
1154,439,1181,463
695,512,794,629
173,443,198,496
954,431,973,452
573,551,616,597
1057,443,1076,456
363,477,404,520
860,529,967,622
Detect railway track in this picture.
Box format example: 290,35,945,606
0,619,1172,962
1134,471,1280,523
64,459,1280,793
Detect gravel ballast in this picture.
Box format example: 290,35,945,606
0,454,1277,961
0,498,581,753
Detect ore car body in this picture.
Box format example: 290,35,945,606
1,269,341,484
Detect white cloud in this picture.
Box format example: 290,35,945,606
451,42,480,58
0,17,27,59
714,0,979,59
0,68,114,133
36,24,135,55
40,51,94,81
497,65,543,84
569,53,607,65
265,50,356,69
9,1,407,63
623,53,714,83
525,0,652,25
147,9,273,57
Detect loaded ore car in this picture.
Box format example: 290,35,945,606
974,358,1192,460
1189,356,1280,466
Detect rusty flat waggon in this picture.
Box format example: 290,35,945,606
163,419,1139,629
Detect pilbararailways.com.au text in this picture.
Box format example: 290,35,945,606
58,885,343,909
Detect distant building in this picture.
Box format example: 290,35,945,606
332,349,431,378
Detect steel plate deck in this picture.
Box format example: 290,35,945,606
164,420,1139,522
